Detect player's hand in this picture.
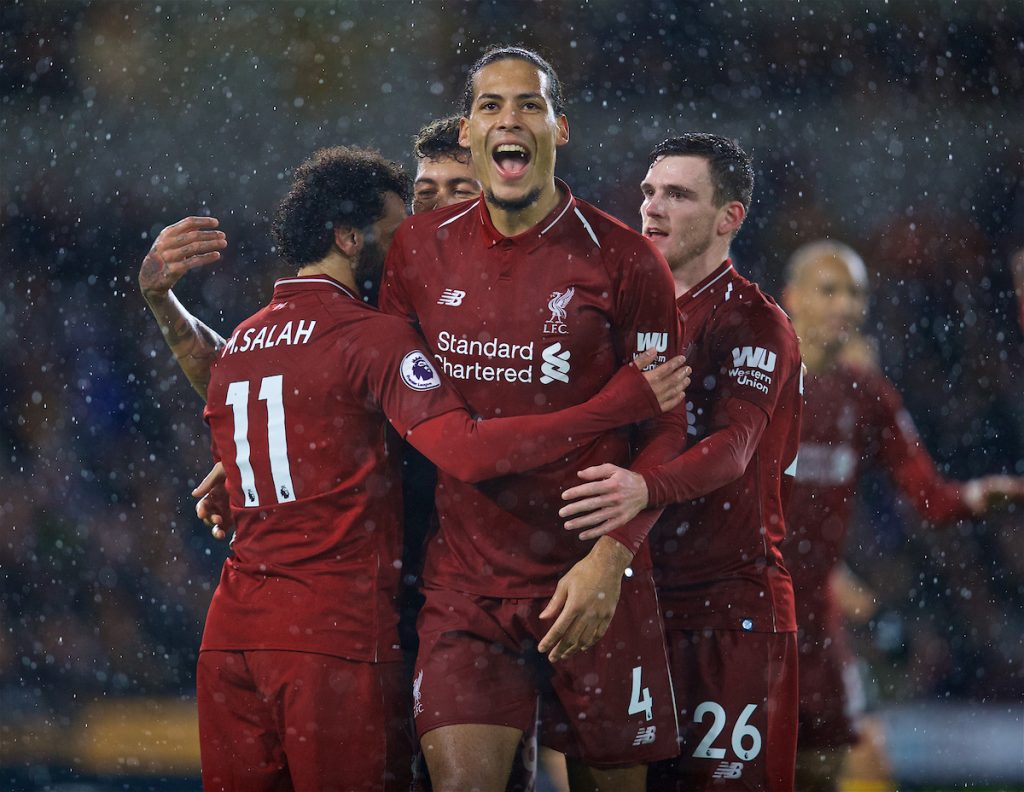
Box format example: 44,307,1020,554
962,474,1024,514
559,463,649,540
636,350,690,413
192,462,233,540
537,537,631,662
139,216,226,297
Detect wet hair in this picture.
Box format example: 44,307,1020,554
461,45,565,116
271,146,410,268
413,115,471,163
785,239,868,288
648,133,754,210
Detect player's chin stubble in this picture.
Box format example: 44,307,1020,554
486,187,542,213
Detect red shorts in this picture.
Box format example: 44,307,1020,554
648,628,798,792
796,627,862,751
197,650,413,791
413,573,678,768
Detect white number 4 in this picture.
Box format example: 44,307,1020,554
693,702,762,761
628,665,653,721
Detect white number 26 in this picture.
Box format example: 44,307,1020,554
692,702,762,761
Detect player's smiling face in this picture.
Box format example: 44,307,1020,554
640,155,725,270
413,155,481,214
460,58,568,215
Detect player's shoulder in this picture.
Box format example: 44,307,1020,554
836,360,899,402
399,198,482,239
572,196,670,277
720,272,797,337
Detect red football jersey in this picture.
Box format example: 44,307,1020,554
648,261,802,633
782,361,969,639
201,275,464,663
380,182,684,597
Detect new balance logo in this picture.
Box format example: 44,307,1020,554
712,762,744,779
633,726,657,746
437,289,466,306
636,332,669,353
540,342,571,384
731,345,776,372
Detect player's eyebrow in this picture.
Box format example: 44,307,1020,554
476,91,546,104
414,177,439,186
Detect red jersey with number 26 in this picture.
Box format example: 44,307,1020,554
380,182,684,597
201,276,464,663
650,261,802,633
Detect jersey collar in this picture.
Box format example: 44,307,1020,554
477,178,577,252
678,259,734,306
272,274,360,302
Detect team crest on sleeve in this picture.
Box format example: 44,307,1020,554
400,351,442,391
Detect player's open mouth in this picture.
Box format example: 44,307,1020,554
645,228,669,238
492,143,531,179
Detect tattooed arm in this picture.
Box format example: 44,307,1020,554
139,216,229,399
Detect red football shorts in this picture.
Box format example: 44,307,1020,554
413,572,678,768
796,627,863,751
196,649,413,791
647,628,798,791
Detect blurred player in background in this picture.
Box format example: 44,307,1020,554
560,133,803,791
140,146,688,790
380,46,687,790
780,239,1024,792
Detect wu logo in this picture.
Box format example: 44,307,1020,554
544,286,575,335
437,289,466,306
540,343,571,384
636,332,669,353
731,346,776,372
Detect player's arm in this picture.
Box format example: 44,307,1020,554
139,216,228,398
561,303,797,537
405,349,689,482
873,377,1024,520
559,398,768,533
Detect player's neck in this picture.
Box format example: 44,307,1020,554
484,180,562,238
671,245,731,299
297,253,360,297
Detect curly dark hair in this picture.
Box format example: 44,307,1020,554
413,116,470,163
271,146,410,268
648,133,754,210
461,45,565,117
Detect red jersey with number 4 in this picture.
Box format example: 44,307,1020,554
380,182,685,597
201,276,464,663
650,261,802,633
782,361,970,640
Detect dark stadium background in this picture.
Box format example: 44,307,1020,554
2,1,1022,789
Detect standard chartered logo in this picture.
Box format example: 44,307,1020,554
540,342,571,384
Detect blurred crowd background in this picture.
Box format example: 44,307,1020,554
1,0,1022,786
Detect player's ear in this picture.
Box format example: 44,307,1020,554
333,225,362,259
458,116,471,149
718,201,745,237
556,114,569,146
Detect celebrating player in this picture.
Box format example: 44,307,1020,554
379,46,686,790
780,239,1024,792
411,115,481,214
560,133,803,791
143,146,688,791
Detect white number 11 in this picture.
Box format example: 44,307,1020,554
224,374,296,507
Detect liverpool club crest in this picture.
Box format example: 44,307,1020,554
543,286,575,335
